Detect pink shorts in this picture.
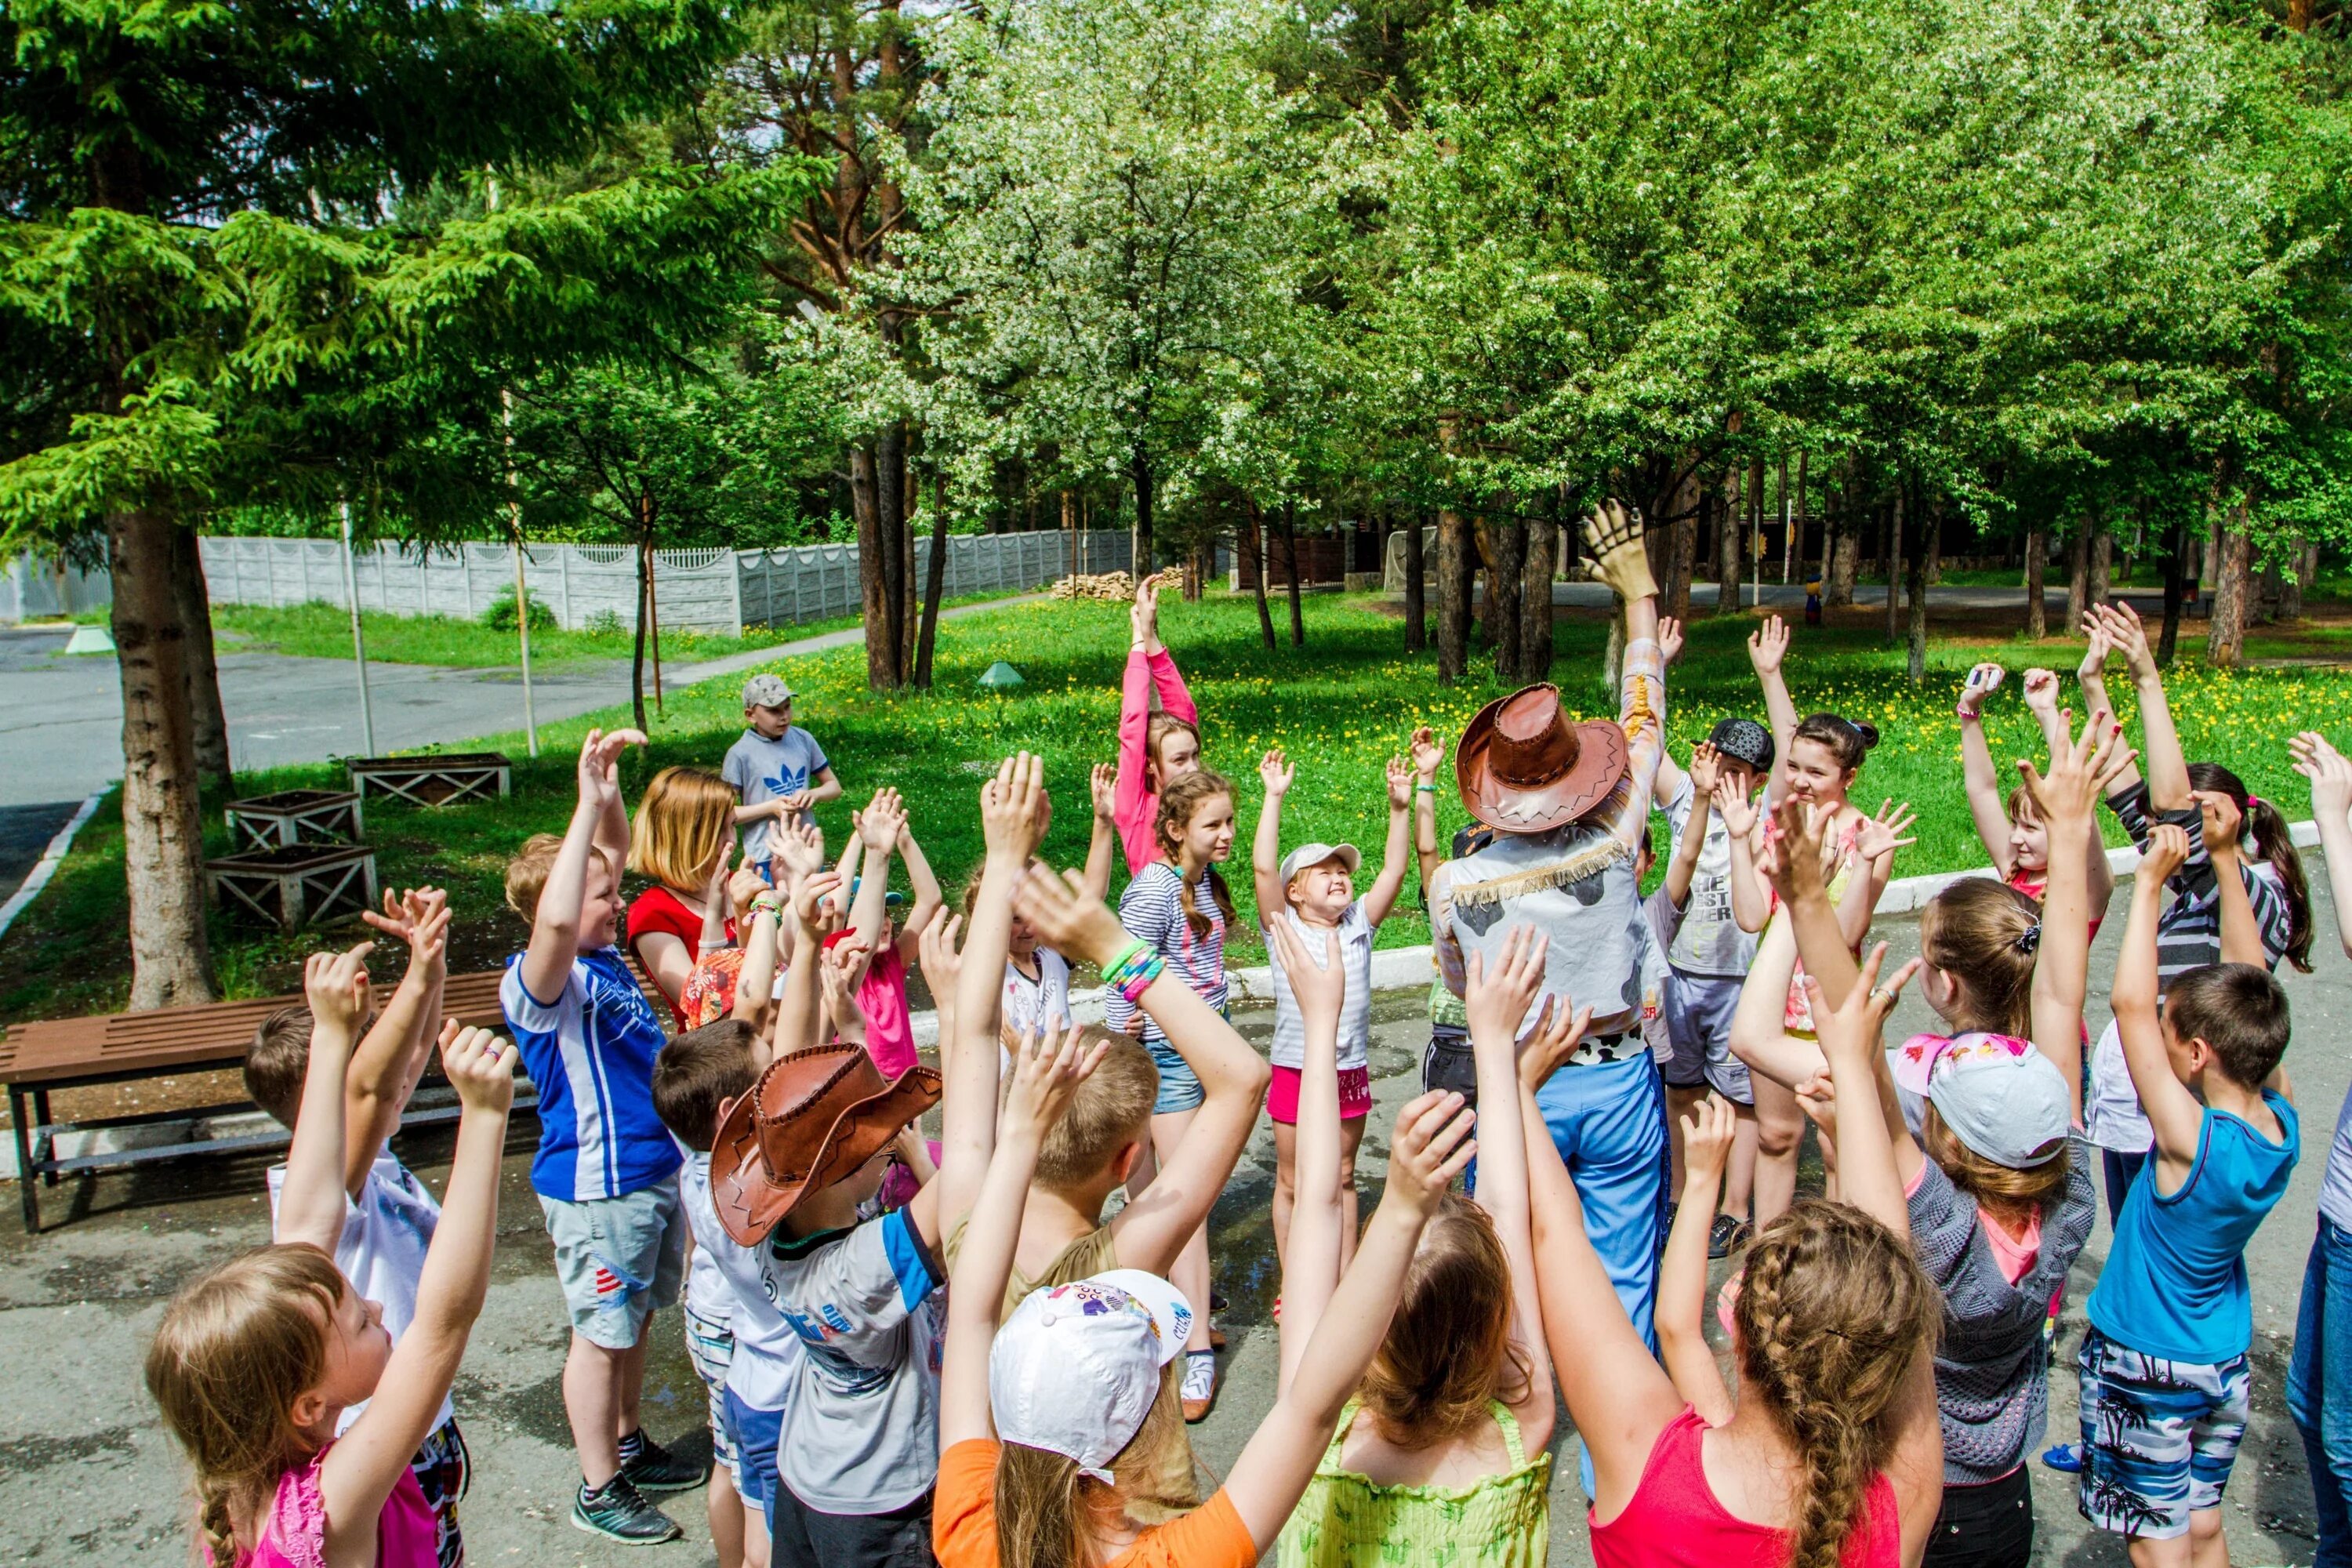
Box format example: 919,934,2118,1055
1267,1065,1372,1125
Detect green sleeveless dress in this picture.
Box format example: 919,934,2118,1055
1276,1399,1552,1568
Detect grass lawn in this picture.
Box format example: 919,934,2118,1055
9,586,2352,1023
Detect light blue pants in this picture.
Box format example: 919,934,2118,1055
2293,1217,2352,1566
1533,1051,1669,1350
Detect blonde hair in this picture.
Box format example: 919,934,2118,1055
994,1378,1191,1568
1918,878,2041,1039
1921,1103,2071,1229
1152,771,1236,941
1029,1034,1158,1189
1733,1202,1939,1568
1144,713,1200,790
1359,1193,1527,1446
504,833,609,925
146,1245,345,1568
629,766,736,891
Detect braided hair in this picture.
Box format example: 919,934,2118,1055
1732,1201,1939,1568
1153,770,1236,940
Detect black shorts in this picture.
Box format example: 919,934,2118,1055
1422,1025,1477,1107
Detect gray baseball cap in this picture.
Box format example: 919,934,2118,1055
1278,842,1361,884
742,674,795,710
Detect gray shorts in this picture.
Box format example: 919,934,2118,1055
1664,970,1750,1104
539,1178,687,1349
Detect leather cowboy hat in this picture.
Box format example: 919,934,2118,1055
710,1043,942,1246
1454,684,1628,834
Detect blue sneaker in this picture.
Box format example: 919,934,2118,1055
2040,1443,2082,1473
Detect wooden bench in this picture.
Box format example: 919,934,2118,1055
4,959,678,1232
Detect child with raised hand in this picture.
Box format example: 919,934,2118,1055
834,786,945,1079
499,726,702,1544
2079,600,2310,1224
2075,820,2299,1566
1656,1094,1740,1428
148,1022,517,1568
2288,730,2352,1561
1105,764,1242,1405
1529,919,1945,1568
1254,746,1414,1268
932,1012,1475,1568
1273,917,1556,1568
1409,724,1486,1106
1115,572,1202,874
1956,657,2117,926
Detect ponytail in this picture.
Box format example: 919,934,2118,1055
2188,763,2314,973
1153,771,1236,940
1792,713,1878,775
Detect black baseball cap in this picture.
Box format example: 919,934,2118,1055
1707,717,1774,775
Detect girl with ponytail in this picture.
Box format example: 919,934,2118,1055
1101,768,1240,1414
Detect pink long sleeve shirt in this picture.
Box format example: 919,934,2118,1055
1115,645,1197,874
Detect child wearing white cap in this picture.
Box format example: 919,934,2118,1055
724,673,840,866
1761,713,2127,1568
1251,746,1414,1271
931,980,1476,1568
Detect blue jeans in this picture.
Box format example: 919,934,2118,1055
2292,1218,2352,1566
1534,1051,1668,1350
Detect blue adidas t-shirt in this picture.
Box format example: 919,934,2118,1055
722,726,829,862
500,947,681,1203
2088,1089,2299,1363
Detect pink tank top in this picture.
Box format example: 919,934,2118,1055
1590,1408,1900,1568
239,1446,439,1568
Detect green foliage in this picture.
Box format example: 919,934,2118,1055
481,584,557,633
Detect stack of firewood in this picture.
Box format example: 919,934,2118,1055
1050,568,1181,601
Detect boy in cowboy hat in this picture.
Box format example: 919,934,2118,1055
1426,499,1673,1349
708,1017,947,1568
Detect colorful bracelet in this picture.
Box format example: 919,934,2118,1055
1100,939,1156,996
749,893,785,920
1954,706,1980,722
1415,783,1439,793
1117,955,1166,1005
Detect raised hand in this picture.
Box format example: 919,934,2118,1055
2192,789,2245,858
1855,798,1918,865
2139,821,2192,885
1089,762,1118,822
1804,941,1918,1071
1385,754,1414,811
576,728,646,810
304,942,376,1036
855,787,907,852
978,753,1047,862
1711,775,1759,840
773,818,827,882
439,1021,518,1116
916,909,964,997
2020,707,2134,826
1010,862,1130,967
1385,1089,1477,1216
818,931,876,1031
728,861,771,916
2020,668,2060,717
1004,1023,1110,1142
793,869,845,931
1687,741,1722,799
2078,626,2112,691
1465,924,1548,1044
1259,747,1295,798
1746,614,1790,678
1131,572,1162,647
1766,794,1828,903
1582,499,1656,601
1657,615,1686,668
2292,731,2352,822
2088,601,2156,680
362,885,447,948
1410,725,1444,781
1682,1094,1738,1193
1958,662,2005,717
1268,917,1345,1033
1515,985,1594,1094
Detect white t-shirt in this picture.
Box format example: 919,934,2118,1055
1002,949,1073,1041
2085,1017,2153,1154
267,1152,452,1435
1664,774,1759,978
677,1149,804,1414
677,1141,732,1330
1265,901,1376,1072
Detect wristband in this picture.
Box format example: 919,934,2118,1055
1955,706,1980,723
749,893,784,920
1117,955,1165,1005
1100,939,1156,995
1415,783,1439,793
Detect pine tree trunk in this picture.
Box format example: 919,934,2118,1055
851,444,891,692
2089,521,2111,609
2065,527,2089,637
1437,508,1471,684
1245,496,1276,652
1669,478,1698,623
112,505,216,1007
1280,499,1305,648
2288,540,2317,622
1907,503,1929,683
2024,528,2048,639
2207,506,2251,668
2159,522,2188,668
1885,492,1904,643
1519,510,1555,683
1924,492,1945,586
1131,445,1156,581
1716,466,1745,615
1828,465,1858,608
914,472,949,689
171,522,232,791
1403,510,1427,653
1489,520,1526,678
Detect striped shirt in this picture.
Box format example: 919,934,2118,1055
1105,860,1229,1043
500,947,681,1203
1265,901,1375,1071
2107,784,2292,986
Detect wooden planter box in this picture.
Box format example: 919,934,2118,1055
347,752,511,807
209,843,379,930
226,788,364,851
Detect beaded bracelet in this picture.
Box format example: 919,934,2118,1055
749,893,785,920
1100,939,1156,996
1117,954,1166,1005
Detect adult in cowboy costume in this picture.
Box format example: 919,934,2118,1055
1428,499,1671,1348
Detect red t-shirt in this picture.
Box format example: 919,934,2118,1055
1591,1408,1899,1568
626,885,731,1030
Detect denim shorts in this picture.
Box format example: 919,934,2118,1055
2077,1325,2251,1539
539,1178,686,1349
1148,1037,1206,1115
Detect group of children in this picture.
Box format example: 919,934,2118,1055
135,520,2351,1568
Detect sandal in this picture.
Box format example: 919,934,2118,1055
1181,1348,1219,1423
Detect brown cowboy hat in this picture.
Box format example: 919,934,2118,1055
1455,684,1628,834
710,1043,942,1246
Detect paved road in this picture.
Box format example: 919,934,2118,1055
10,869,2344,1564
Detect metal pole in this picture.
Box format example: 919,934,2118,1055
339,501,377,756
504,388,539,757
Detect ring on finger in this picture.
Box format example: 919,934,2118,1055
1869,985,1894,1006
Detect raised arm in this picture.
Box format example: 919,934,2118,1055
276,943,376,1254
1363,756,1415,927
770,869,840,1062
320,1025,514,1568
1957,663,2016,877
1715,782,1771,933
1728,917,1831,1091
1664,747,1719,910
2291,732,2352,963
1770,797,1866,1007
1839,798,1918,952
844,787,904,951
2113,826,2209,1171
2094,602,2187,810
1410,727,1446,895
1223,1087,1472,1549
2022,711,2135,1105
1584,499,1665,850
1748,615,1798,806
1650,617,1690,808
1253,749,1294,922
348,889,450,1197
1272,919,1345,1396
1802,946,1918,1240
522,729,644,1004
2201,793,2268,968
1661,1096,1737,1426
1081,763,1119,907
894,822,944,963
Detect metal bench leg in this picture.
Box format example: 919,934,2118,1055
32,1091,53,1186
13,1086,37,1234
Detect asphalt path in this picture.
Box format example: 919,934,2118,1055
9,867,2346,1564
